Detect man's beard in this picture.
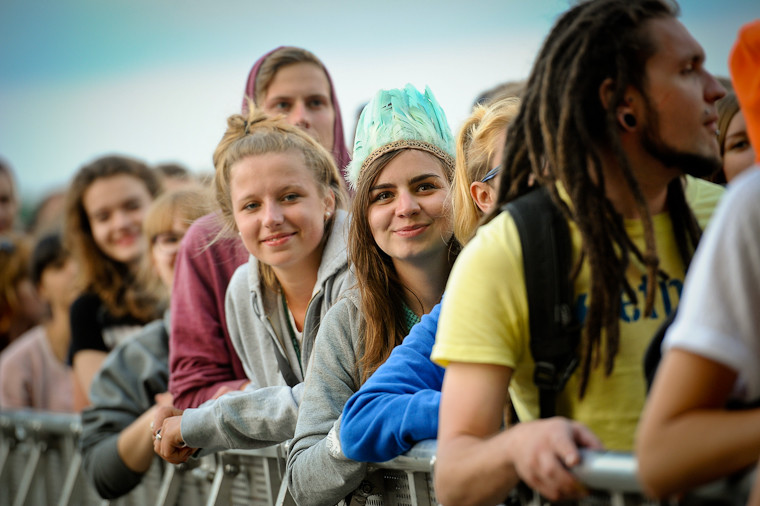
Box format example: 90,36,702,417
640,102,722,179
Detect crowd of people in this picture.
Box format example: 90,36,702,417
1,1,758,504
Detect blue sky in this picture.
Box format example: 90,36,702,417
1,0,756,202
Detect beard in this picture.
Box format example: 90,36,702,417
640,101,722,179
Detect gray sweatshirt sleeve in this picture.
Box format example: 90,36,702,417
179,260,306,452
80,435,145,500
80,320,169,499
180,381,304,451
286,298,367,506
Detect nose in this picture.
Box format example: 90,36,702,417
262,201,284,227
112,209,132,229
395,189,421,218
704,71,726,104
288,100,310,129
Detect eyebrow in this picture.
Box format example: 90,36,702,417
370,173,443,192
725,131,747,141
682,51,704,67
88,196,142,215
266,92,330,102
234,182,306,202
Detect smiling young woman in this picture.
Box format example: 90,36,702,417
151,104,353,465
286,84,459,505
169,46,351,411
64,155,164,401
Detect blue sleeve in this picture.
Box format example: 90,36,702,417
340,302,444,463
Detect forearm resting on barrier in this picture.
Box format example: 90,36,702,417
117,405,161,473
636,349,760,498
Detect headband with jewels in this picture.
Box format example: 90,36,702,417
346,84,455,191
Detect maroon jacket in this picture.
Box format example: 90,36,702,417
168,213,248,409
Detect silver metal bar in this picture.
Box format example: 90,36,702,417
12,440,43,506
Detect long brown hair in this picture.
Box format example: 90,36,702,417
212,102,348,291
64,155,163,321
491,0,702,397
0,234,32,335
350,149,459,384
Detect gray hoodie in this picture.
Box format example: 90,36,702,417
286,288,369,506
81,311,170,499
180,211,354,452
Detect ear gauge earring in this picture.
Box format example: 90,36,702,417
622,113,637,128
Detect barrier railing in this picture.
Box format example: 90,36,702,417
0,410,754,505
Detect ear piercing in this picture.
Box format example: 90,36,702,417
623,113,637,128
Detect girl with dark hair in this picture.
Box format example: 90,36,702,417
64,155,163,399
80,187,209,500
0,232,81,411
287,84,457,505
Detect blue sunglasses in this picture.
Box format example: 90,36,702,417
480,165,501,183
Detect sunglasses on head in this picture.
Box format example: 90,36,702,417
480,165,501,183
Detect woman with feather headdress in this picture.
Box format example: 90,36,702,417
286,84,458,506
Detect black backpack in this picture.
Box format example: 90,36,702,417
506,187,682,412
502,186,580,418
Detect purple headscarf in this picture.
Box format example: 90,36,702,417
241,46,352,178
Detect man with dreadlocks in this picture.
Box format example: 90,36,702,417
430,0,725,503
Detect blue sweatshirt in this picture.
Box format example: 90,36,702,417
340,302,443,463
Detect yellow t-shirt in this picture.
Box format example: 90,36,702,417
431,177,722,451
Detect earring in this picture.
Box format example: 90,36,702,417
325,211,332,219
622,113,637,128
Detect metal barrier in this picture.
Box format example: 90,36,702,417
0,410,754,505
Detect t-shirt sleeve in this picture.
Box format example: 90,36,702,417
683,175,725,229
432,212,529,369
664,169,760,401
68,293,107,363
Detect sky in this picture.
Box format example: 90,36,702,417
1,0,757,205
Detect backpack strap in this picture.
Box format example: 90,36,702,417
504,187,580,419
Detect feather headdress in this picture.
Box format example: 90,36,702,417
346,84,455,190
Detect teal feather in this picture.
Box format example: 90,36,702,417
346,84,454,190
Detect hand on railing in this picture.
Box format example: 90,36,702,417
505,417,605,502
152,406,195,464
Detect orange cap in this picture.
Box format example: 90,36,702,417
729,19,760,163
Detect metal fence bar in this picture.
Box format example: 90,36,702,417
13,439,43,506
1,409,756,506
204,453,234,506
57,449,84,506
155,462,182,506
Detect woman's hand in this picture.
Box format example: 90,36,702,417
152,406,195,464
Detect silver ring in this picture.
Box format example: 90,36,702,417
155,429,162,441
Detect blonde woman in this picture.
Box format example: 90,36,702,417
153,105,352,464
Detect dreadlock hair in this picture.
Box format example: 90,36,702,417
491,0,703,397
